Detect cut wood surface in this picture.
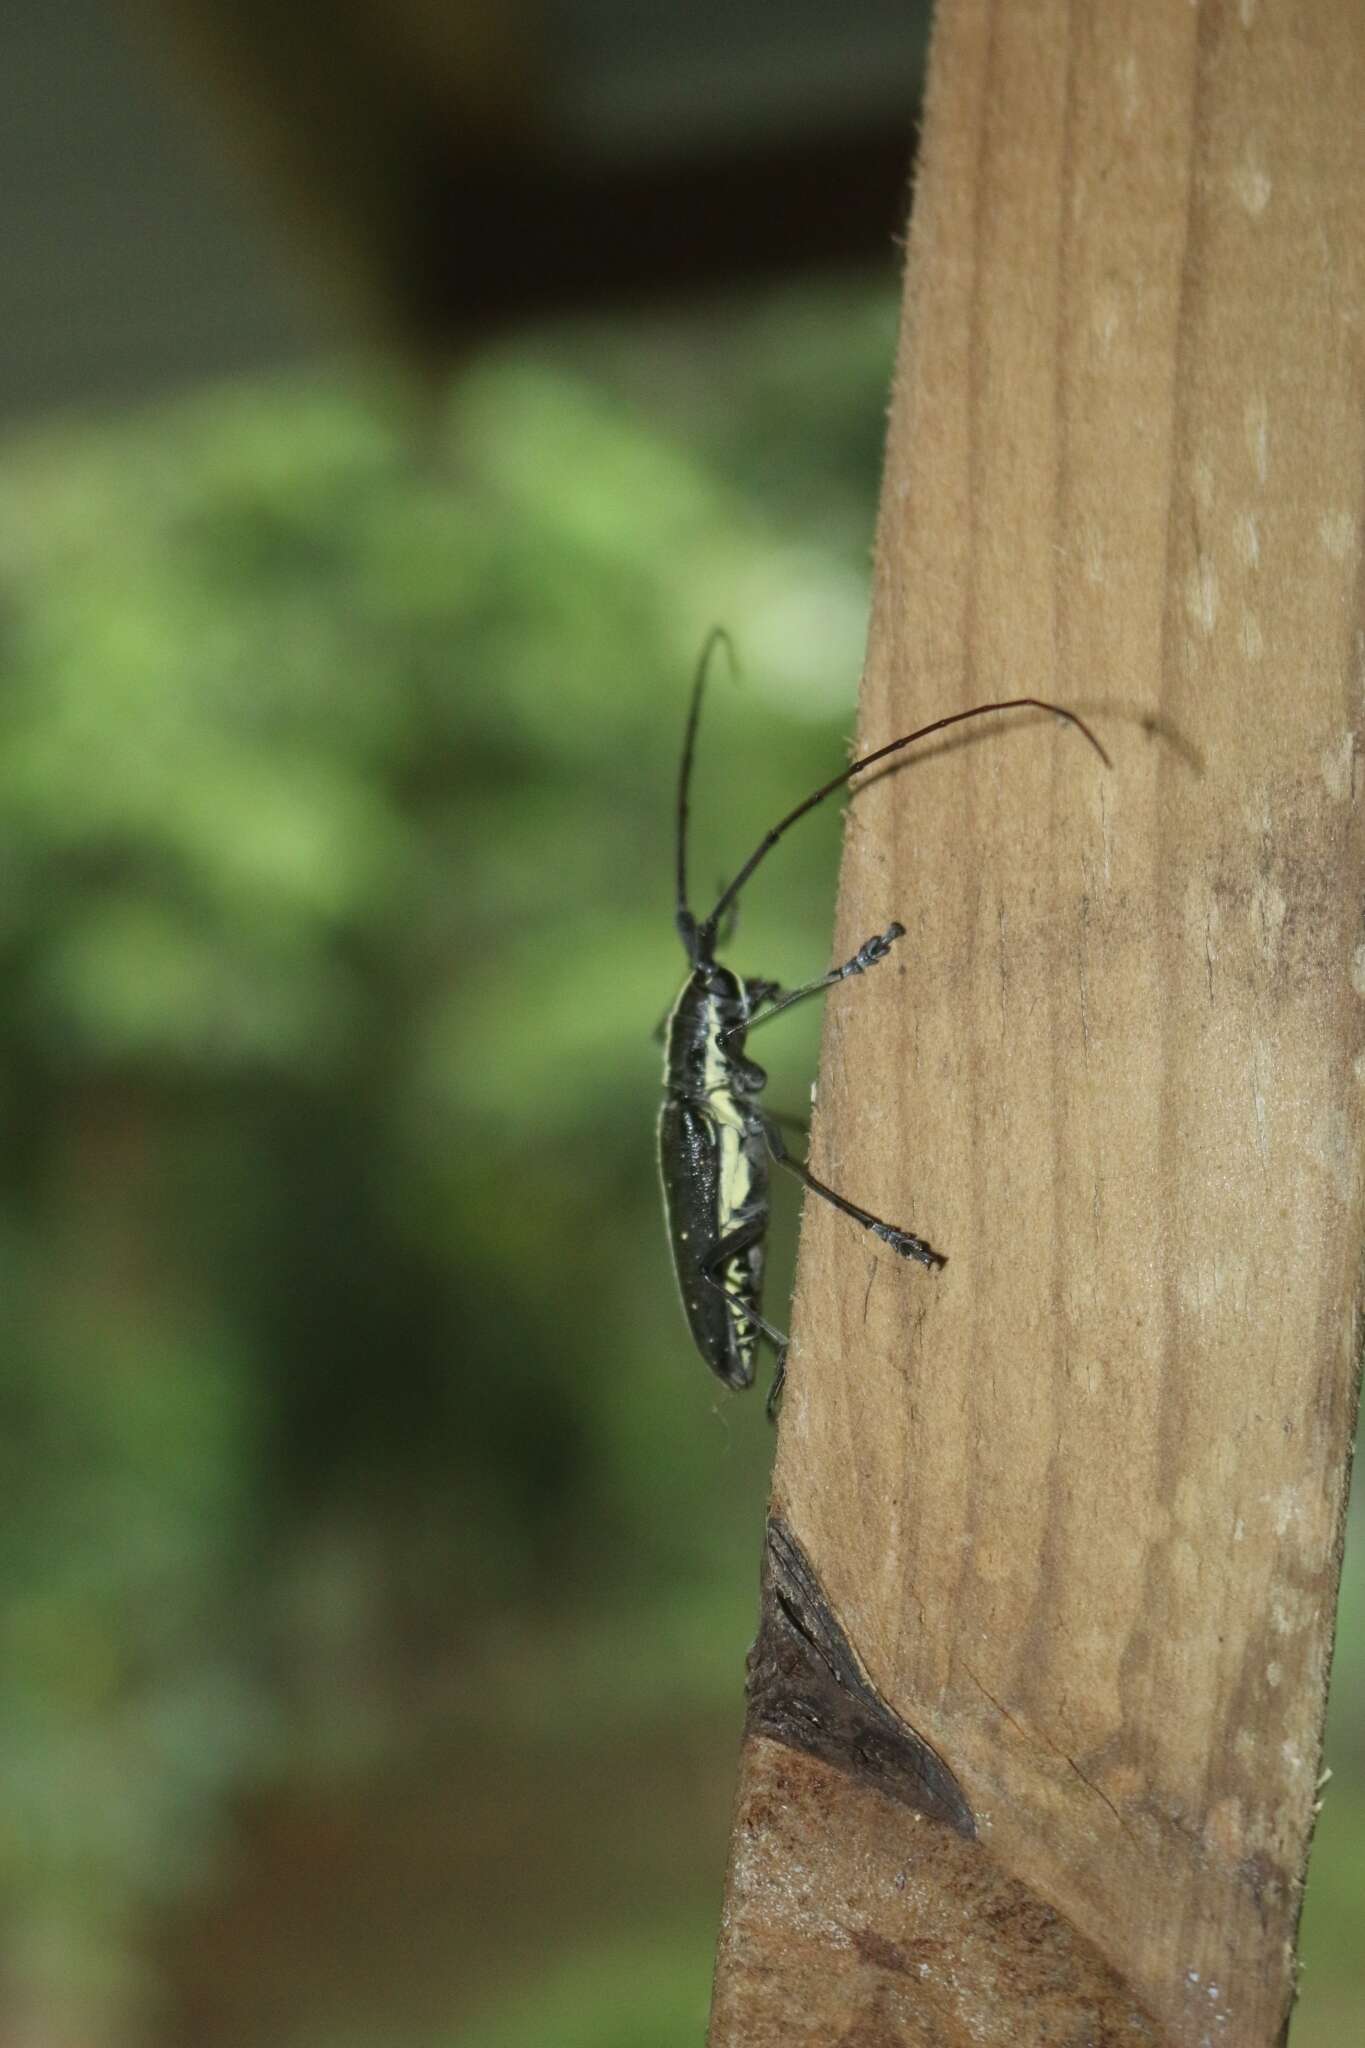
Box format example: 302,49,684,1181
709,4,1365,2045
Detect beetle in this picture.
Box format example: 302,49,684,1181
658,630,1108,1417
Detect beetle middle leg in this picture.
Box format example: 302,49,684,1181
698,1215,787,1348
695,1217,795,1422
760,1113,945,1270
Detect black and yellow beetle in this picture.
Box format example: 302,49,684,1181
657,632,1107,1415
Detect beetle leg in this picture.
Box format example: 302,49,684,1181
759,1113,946,1271
697,1218,791,1424
743,975,782,1013
698,1217,787,1347
730,922,907,1041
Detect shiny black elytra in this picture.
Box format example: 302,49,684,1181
658,631,1109,1418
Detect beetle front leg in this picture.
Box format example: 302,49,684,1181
731,922,907,1041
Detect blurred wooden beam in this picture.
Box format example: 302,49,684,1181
710,2,1365,2043
130,0,926,349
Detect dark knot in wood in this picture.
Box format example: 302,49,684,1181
747,1516,975,1838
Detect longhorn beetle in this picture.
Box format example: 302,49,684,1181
658,631,1109,1418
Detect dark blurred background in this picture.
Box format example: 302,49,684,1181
0,5,1358,2044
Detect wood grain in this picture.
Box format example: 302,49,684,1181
711,2,1365,2042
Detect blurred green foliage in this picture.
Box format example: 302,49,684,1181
0,283,1358,2043
0,285,903,2041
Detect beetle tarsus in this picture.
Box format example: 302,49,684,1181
843,920,906,977
871,1219,946,1269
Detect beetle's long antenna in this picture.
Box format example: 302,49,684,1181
676,628,735,959
698,695,1110,949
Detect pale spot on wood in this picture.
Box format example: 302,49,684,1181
1234,511,1260,568
1244,394,1269,483
1270,1588,1313,1637
1092,282,1122,357
1082,519,1107,585
1241,611,1263,660
1116,52,1140,127
1231,154,1272,217
1239,0,1258,28
1186,557,1219,635
1350,941,1365,995
1319,508,1357,560
1269,1484,1307,1538
1319,731,1354,799
1202,1250,1249,1317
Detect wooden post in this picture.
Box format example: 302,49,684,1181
709,4,1364,2044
